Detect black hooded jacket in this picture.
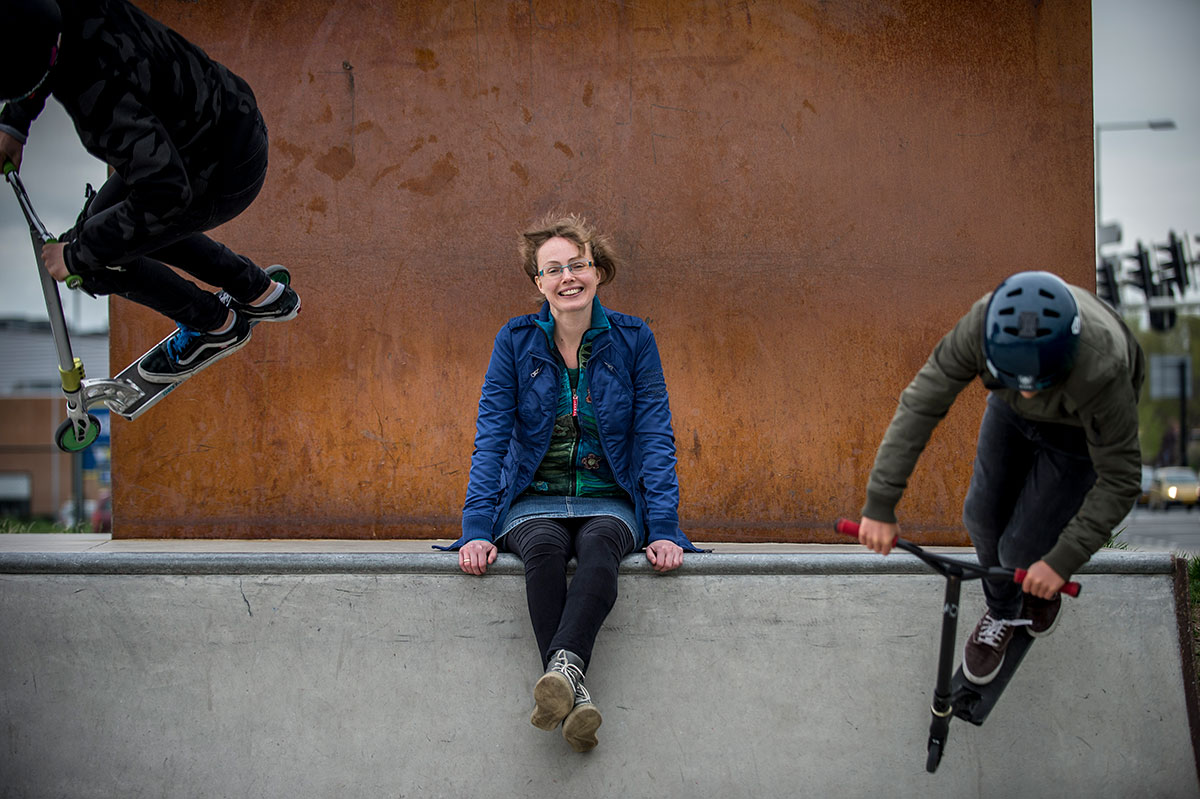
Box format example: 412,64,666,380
0,0,261,276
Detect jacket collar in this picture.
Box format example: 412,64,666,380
533,298,611,347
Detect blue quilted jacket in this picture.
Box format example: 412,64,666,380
448,300,701,552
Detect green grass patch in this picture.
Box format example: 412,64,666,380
0,517,94,535
1190,556,1200,605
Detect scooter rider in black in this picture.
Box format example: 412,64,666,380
0,0,300,383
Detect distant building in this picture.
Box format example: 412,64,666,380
0,319,110,521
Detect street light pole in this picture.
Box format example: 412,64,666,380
1094,118,1176,253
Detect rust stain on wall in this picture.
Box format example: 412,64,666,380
414,47,438,72
314,146,354,181
510,161,530,185
114,0,1095,544
398,153,460,195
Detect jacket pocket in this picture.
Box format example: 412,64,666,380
516,360,554,428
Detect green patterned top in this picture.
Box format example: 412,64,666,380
525,304,629,499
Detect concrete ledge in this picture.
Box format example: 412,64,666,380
0,544,1174,576
0,544,1194,798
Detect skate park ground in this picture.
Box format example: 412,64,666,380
0,535,1196,798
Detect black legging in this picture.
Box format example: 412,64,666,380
502,515,635,670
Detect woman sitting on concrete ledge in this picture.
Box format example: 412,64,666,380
438,212,703,752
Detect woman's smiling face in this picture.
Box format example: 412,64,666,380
534,236,598,317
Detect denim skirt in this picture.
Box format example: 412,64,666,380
499,494,641,548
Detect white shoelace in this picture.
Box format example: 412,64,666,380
552,657,591,704
975,614,1032,648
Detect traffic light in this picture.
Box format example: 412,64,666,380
1125,241,1174,331
1155,231,1190,297
1096,255,1121,309
1124,242,1155,297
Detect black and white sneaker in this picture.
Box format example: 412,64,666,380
218,267,301,322
137,314,253,383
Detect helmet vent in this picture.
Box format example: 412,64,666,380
1016,311,1044,338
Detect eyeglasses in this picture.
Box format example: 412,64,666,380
538,260,593,279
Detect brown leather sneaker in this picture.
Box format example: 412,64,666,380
1022,593,1062,638
962,610,1031,685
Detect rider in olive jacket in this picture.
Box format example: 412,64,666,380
864,284,1143,579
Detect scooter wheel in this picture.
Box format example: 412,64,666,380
925,741,944,774
55,413,101,453
265,264,291,285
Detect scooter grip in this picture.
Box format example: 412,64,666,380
835,518,860,538
1012,568,1081,598
2,161,15,176
65,274,82,290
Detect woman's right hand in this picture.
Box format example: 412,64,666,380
459,539,497,576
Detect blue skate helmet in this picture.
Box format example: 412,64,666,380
0,0,62,105
983,271,1081,392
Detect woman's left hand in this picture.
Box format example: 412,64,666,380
645,539,683,573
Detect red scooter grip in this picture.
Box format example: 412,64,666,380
1013,568,1081,598
835,518,1081,597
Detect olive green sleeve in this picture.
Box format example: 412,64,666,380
1041,376,1142,577
862,300,988,522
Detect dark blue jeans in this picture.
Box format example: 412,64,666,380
73,118,272,331
963,393,1097,618
502,515,635,671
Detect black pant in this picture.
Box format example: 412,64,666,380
962,393,1097,618
74,120,272,331
502,515,635,671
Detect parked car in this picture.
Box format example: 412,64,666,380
1138,465,1154,505
1147,466,1199,511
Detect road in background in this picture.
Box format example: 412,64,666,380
1117,506,1199,556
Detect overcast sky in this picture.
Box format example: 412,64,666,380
1,1,1198,332
1093,0,1200,288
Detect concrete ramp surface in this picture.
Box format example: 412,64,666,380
0,542,1195,798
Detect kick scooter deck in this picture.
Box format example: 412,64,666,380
89,263,291,422
949,627,1035,725
835,518,1079,773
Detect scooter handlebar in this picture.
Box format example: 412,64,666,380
835,518,860,537
835,518,1081,597
1012,568,1081,598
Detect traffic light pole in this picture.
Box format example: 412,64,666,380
1181,359,1189,468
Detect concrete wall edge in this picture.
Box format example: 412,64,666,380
0,549,1172,576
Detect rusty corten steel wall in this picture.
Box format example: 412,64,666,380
111,0,1094,542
